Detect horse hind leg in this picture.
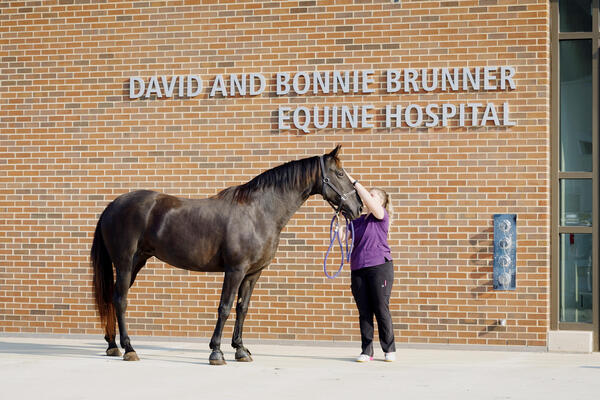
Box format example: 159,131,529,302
130,252,149,288
104,311,121,357
110,253,148,361
113,261,139,361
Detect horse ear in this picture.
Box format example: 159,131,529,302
328,144,341,159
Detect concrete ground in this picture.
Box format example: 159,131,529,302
1,335,599,400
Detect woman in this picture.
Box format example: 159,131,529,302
343,171,396,363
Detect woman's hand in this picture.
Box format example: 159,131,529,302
345,171,356,185
345,170,385,220
338,223,347,241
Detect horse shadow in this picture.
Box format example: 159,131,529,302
131,343,357,363
0,340,214,365
0,340,356,364
0,340,104,359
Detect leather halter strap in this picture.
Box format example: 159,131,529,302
319,156,356,214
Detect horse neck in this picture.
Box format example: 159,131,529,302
260,174,320,232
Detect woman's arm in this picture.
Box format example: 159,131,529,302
345,171,385,220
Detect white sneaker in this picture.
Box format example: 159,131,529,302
356,354,373,363
384,352,396,362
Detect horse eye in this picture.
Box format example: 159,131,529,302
335,170,344,177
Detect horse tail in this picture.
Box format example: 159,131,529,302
91,212,116,335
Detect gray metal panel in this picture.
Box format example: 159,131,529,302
493,214,517,290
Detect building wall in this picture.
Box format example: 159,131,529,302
0,0,550,347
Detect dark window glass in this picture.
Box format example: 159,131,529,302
559,0,592,32
560,40,592,172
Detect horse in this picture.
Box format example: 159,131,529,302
90,145,363,365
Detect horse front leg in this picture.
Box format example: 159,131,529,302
209,268,246,365
232,270,262,362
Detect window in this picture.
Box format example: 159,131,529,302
552,0,597,334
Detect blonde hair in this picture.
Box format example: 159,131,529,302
371,187,392,226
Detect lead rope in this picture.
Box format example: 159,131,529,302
323,211,354,279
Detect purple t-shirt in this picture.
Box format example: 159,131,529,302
350,209,392,271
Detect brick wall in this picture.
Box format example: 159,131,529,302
0,0,550,347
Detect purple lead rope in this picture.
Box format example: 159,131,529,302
323,213,354,279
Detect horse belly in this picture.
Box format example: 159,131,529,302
149,217,224,272
151,230,223,272
153,246,223,273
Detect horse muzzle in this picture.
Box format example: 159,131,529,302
340,202,362,220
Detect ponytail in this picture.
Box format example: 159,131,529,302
372,187,392,227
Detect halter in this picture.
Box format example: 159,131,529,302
319,156,357,214
319,156,356,279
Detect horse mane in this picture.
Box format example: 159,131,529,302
215,155,327,203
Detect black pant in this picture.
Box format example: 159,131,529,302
351,261,396,356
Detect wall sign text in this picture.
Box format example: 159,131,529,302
129,67,517,132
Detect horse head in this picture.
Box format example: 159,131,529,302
320,145,363,220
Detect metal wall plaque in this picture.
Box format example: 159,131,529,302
493,214,517,290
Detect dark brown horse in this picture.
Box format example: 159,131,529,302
91,146,362,365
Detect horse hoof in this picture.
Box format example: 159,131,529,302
235,348,253,362
123,351,140,361
209,350,226,365
106,347,122,357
